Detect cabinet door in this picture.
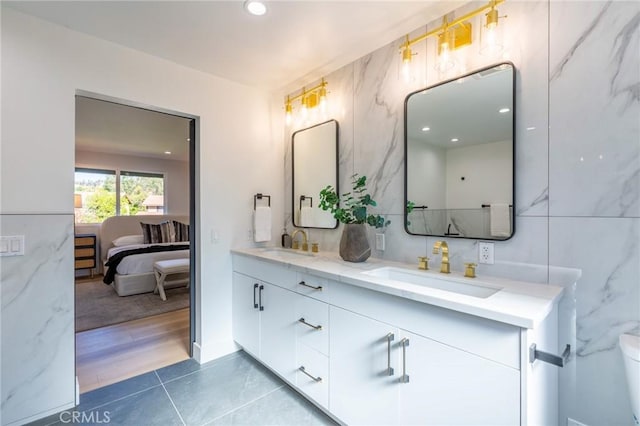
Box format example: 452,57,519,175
398,330,520,426
232,272,260,356
329,306,399,425
259,282,297,383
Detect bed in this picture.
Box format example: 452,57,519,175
100,214,190,296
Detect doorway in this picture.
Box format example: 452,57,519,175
73,91,198,393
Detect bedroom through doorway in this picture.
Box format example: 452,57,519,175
73,94,197,393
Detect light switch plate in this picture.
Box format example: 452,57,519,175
0,235,25,256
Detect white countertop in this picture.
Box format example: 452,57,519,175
231,247,567,329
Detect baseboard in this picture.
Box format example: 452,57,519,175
193,339,239,364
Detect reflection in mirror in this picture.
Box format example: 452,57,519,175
405,62,515,240
293,120,339,229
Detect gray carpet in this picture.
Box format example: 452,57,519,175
75,278,190,332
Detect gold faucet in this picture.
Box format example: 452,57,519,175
432,241,450,274
291,229,309,251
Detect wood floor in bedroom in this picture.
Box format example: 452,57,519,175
75,307,190,393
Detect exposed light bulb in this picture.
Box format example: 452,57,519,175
285,98,293,126
318,85,327,114
401,40,413,83
480,8,505,56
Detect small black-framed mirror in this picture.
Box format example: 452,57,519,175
292,119,339,229
404,62,515,240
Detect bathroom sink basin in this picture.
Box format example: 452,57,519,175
362,267,501,298
260,247,316,258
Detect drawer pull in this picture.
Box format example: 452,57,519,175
386,332,395,376
298,317,323,330
400,337,410,383
298,366,322,382
298,281,323,291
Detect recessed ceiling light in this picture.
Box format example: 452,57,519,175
451,138,459,142
244,0,267,16
422,126,430,132
164,151,172,155
499,107,510,113
526,126,536,131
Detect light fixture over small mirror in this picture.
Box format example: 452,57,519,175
285,78,329,126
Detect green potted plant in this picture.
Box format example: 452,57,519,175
319,173,389,262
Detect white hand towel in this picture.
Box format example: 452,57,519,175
490,203,511,237
254,206,272,242
299,206,314,227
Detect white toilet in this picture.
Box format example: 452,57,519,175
620,334,640,425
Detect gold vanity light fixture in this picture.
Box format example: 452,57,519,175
399,0,506,76
284,78,329,126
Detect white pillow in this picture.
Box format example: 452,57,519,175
112,234,144,247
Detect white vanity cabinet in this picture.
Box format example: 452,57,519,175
231,251,563,426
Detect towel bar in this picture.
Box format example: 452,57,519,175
529,343,570,367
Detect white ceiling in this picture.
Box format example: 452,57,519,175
76,96,191,161
8,0,463,161
5,0,460,92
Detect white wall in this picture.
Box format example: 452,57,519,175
406,139,446,208
75,150,190,215
445,140,512,209
1,7,283,425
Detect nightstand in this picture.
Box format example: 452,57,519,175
75,233,96,277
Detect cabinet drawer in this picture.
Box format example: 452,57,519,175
296,343,329,409
75,237,95,246
233,256,296,289
295,295,329,355
75,248,95,257
330,282,520,369
75,259,95,269
294,272,330,302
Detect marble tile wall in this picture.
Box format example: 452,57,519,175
283,1,639,424
0,214,76,426
548,2,640,425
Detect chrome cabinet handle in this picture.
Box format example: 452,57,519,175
258,285,264,311
298,281,323,291
298,317,323,330
253,283,259,309
298,366,322,382
400,338,410,383
386,332,395,376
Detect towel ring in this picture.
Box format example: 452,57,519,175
299,195,313,210
254,193,271,210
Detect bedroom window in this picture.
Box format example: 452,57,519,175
75,168,165,223
120,171,165,216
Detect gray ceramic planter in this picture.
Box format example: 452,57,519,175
339,223,371,262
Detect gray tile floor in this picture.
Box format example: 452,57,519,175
29,351,337,426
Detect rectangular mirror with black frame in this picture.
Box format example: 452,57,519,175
292,119,339,229
404,62,515,240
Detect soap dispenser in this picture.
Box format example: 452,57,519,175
281,228,292,248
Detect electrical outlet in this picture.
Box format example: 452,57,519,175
478,242,494,264
375,233,385,251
